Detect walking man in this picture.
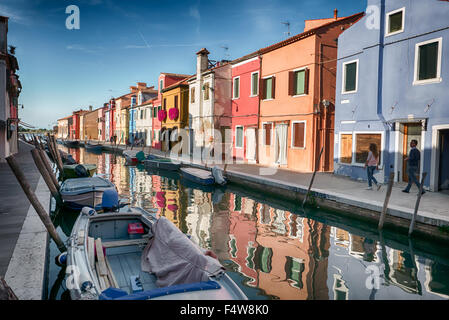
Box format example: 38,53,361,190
402,140,425,195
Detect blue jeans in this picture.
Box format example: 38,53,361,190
367,166,378,187
405,165,421,192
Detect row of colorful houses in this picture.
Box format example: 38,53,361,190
57,0,449,191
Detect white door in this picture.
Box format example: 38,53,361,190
275,124,288,165
246,128,256,162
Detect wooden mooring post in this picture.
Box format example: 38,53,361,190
0,277,18,300
302,146,324,207
50,135,64,174
408,172,428,236
6,155,67,252
38,148,60,191
378,172,395,231
31,148,63,205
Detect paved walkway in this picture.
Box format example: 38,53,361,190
0,141,41,277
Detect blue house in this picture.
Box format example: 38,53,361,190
129,95,137,144
334,0,449,192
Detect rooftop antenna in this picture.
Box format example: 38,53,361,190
221,45,230,60
281,21,291,38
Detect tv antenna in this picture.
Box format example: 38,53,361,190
221,45,230,60
281,21,291,37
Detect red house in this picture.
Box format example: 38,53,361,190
69,109,89,140
231,53,260,163
152,73,190,149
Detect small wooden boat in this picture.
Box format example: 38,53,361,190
59,177,116,210
180,167,215,186
85,142,103,153
123,150,145,165
67,205,248,300
63,164,97,179
144,158,180,171
64,140,80,148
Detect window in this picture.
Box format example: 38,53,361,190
342,60,358,94
163,98,167,109
251,72,259,96
355,133,382,165
235,126,244,148
339,134,353,164
174,95,178,109
289,69,309,96
190,87,195,103
291,121,306,148
414,38,442,84
263,123,272,146
262,76,275,100
204,82,210,100
140,109,144,120
233,77,240,99
386,7,405,36
153,107,157,118
160,79,164,90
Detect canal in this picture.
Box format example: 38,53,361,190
44,145,449,300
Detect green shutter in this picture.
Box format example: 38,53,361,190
252,73,258,96
419,42,438,81
265,78,273,99
345,62,357,92
295,70,306,95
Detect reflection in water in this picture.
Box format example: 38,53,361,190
46,145,449,300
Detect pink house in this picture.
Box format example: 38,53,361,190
231,53,260,163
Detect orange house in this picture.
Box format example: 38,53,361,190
258,10,364,172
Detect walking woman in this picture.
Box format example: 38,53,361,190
365,143,381,190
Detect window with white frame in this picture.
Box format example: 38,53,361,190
342,60,358,94
339,132,383,166
386,7,405,36
289,68,309,96
235,126,244,148
251,72,259,96
414,37,442,84
233,77,240,99
160,79,164,90
262,76,275,100
291,121,306,149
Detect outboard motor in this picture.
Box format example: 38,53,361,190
66,154,77,165
102,189,119,212
212,166,227,186
74,164,89,177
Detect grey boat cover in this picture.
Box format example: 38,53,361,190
141,217,225,288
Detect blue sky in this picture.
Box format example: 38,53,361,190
1,0,367,129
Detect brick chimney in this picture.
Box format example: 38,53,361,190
137,82,147,89
0,16,8,54
334,9,338,20
196,48,210,78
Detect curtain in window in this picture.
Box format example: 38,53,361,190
275,124,288,165
246,128,256,161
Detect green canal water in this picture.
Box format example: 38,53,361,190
44,146,449,300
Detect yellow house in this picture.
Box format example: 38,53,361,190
120,103,130,144
160,79,189,152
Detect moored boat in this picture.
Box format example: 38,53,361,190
143,158,180,171
63,164,97,179
123,150,145,165
59,177,116,210
180,167,215,186
64,140,80,148
66,199,248,300
85,142,103,153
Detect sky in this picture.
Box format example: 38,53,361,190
1,0,367,129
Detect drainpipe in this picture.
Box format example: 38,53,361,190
256,53,262,164
376,0,391,182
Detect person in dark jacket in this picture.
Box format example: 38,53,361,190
403,140,425,195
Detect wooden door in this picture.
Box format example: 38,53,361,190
439,130,449,190
402,123,422,182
